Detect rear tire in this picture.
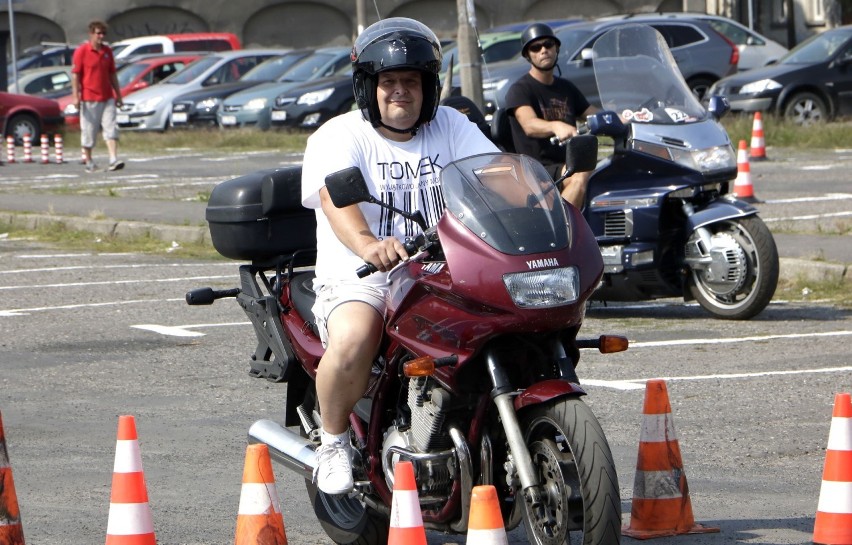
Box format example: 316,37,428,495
519,397,621,545
6,113,40,146
300,386,388,545
783,91,827,126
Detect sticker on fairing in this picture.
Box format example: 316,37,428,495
621,108,654,122
665,108,690,122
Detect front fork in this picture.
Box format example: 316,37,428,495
486,352,545,513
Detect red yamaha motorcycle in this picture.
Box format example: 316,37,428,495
187,138,627,545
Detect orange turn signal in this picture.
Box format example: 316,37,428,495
403,356,436,377
599,335,629,353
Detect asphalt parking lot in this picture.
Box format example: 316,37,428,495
1,145,850,544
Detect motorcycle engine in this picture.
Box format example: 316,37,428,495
382,377,455,497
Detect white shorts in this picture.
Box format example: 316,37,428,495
311,279,387,348
80,99,119,148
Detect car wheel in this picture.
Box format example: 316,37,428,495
783,92,827,126
6,113,41,146
687,77,715,102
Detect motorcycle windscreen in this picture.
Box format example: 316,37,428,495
440,153,569,255
592,24,707,124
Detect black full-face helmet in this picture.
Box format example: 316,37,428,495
520,23,562,60
351,17,443,132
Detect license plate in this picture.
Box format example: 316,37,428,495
270,110,287,121
116,114,129,124
221,115,237,126
172,112,188,123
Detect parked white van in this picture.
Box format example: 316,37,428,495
111,32,241,60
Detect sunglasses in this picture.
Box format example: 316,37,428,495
528,40,556,53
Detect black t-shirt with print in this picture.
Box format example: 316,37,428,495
505,73,591,166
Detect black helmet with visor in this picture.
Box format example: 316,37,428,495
351,17,443,134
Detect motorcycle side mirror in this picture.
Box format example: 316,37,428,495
586,110,627,138
706,95,731,120
563,134,599,177
324,166,428,231
325,167,374,208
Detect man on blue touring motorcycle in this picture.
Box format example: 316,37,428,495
580,24,778,320
486,24,778,319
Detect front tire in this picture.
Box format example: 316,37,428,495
519,397,621,545
300,386,388,545
783,91,828,125
688,216,779,320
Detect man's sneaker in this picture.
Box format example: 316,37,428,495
313,439,353,495
108,159,125,171
84,161,97,173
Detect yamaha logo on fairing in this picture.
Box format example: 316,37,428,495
526,258,559,269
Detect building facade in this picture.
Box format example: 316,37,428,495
2,0,848,57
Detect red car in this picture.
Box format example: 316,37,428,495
58,53,203,128
0,91,64,146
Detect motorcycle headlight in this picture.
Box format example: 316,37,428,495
739,79,782,95
245,97,268,111
503,267,579,308
297,88,334,106
670,145,737,174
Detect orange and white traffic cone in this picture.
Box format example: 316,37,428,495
622,379,719,539
388,461,426,545
22,134,33,163
466,485,508,545
235,443,288,545
5,135,15,164
40,134,49,164
733,139,760,203
105,415,156,545
53,134,65,164
0,411,25,545
813,392,852,545
749,111,768,161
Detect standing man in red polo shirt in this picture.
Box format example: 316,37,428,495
71,20,124,173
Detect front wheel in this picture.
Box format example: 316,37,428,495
688,216,779,320
783,91,828,125
519,397,621,545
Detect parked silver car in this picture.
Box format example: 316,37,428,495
118,49,287,131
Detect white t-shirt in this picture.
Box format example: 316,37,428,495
302,106,499,286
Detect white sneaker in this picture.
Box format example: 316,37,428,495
108,159,125,171
313,439,353,495
84,161,97,173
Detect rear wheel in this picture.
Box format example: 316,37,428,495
688,216,779,319
519,397,621,545
300,386,388,545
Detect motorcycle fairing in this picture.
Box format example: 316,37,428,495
687,198,758,231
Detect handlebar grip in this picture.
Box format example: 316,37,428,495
356,262,378,278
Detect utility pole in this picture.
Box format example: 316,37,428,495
785,0,797,48
456,0,483,110
355,0,366,36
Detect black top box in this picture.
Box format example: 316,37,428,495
206,166,317,262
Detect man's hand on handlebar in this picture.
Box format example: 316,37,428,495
361,237,409,273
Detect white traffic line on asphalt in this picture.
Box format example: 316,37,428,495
763,210,852,222
764,193,852,203
0,297,185,317
629,329,852,347
131,322,248,337
0,274,232,290
584,365,852,391
0,262,234,274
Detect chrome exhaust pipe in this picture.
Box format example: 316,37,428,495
248,419,316,480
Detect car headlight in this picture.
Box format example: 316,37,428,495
244,97,268,111
137,96,163,112
739,79,782,95
670,145,737,174
63,103,79,116
503,267,579,308
196,97,220,110
482,78,509,92
297,88,334,106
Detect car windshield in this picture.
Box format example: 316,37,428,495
780,30,851,64
110,44,129,57
555,28,596,59
280,52,338,82
241,54,305,82
116,63,149,87
163,55,221,84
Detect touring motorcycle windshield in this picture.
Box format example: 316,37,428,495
440,153,569,255
593,24,707,124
